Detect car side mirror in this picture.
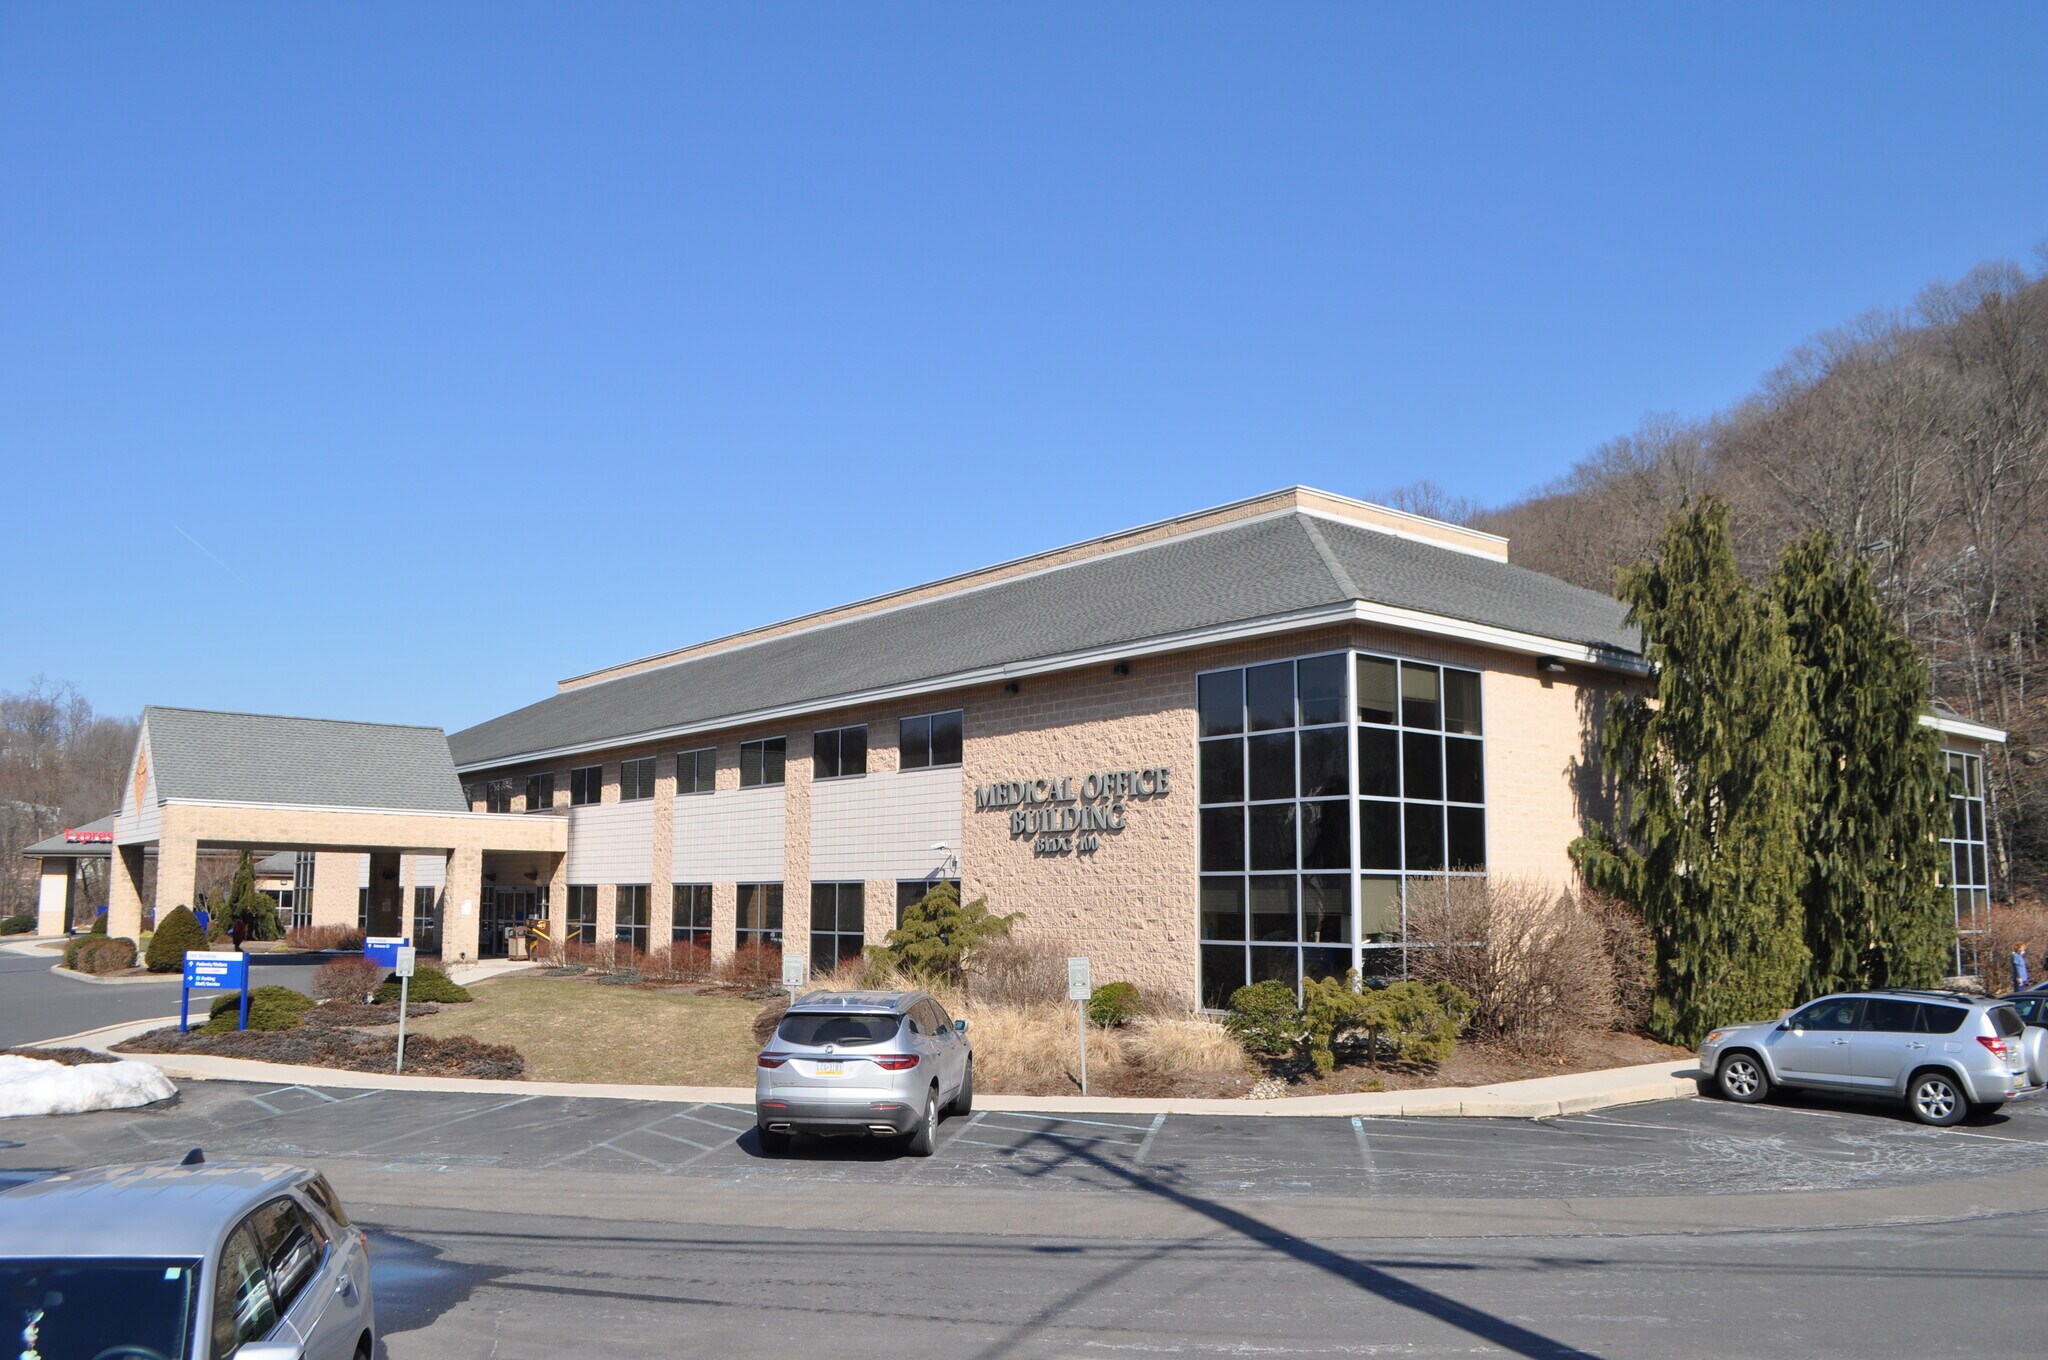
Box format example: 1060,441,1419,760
1777,1021,1794,1032
954,1019,968,1034
236,1345,305,1360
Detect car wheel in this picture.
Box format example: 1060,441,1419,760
758,1127,791,1155
1908,1071,1967,1126
905,1089,938,1158
952,1060,974,1116
355,1334,373,1360
1716,1052,1769,1103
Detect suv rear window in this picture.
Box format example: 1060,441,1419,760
776,1012,901,1047
1988,1005,2026,1039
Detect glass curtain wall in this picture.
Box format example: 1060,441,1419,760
1197,649,1487,1007
1943,751,1990,975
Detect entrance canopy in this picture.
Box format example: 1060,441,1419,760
108,707,565,962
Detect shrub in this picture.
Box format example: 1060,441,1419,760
1406,878,1616,1056
1589,892,1656,1032
1301,975,1473,1075
374,963,470,1004
869,883,1021,983
965,1000,1125,1094
1225,980,1303,1056
89,912,107,935
312,957,386,1002
0,914,34,936
596,968,645,986
1087,982,1141,1028
965,936,1068,1005
282,924,368,952
78,937,139,975
719,941,782,987
145,906,209,973
204,985,314,1033
218,851,282,941
1983,898,2048,994
1122,1015,1247,1080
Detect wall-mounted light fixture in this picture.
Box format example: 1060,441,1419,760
523,869,539,881
1535,656,1567,675
483,872,498,884
1112,662,1130,677
1003,681,1020,695
381,869,397,882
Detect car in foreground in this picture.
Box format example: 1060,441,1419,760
756,989,972,1156
1996,991,2048,1086
1698,989,2039,1126
0,1152,373,1359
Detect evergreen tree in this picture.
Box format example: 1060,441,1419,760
871,882,1021,983
221,849,282,941
1572,500,1813,1046
1773,531,1951,992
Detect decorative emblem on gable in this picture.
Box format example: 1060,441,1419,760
134,746,149,813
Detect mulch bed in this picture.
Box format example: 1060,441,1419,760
1278,1030,1691,1095
1,1047,120,1066
115,1000,525,1079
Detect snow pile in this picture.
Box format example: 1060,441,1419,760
0,1054,175,1118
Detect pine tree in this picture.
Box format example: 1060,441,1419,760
222,849,282,941
1773,531,1950,992
1572,500,1813,1046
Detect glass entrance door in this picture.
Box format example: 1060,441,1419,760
480,886,544,958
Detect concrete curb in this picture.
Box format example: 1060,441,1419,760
37,1016,1702,1118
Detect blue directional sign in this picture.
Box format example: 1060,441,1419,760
363,936,410,969
181,950,250,1033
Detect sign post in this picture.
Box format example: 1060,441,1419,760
781,950,806,1006
181,951,249,1033
1067,956,1092,1096
393,946,417,1075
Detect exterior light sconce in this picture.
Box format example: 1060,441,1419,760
523,869,539,881
1003,682,1020,695
1112,663,1130,677
1535,656,1567,675
483,872,498,884
381,870,397,882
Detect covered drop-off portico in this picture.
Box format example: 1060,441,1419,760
109,707,565,962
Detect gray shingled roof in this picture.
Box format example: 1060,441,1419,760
144,707,468,813
451,511,1637,769
22,813,116,858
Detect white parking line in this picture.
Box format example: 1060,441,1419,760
1349,1116,1377,1179
352,1095,539,1153
1133,1113,1167,1164
980,1111,1157,1132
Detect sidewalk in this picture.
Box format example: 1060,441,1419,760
34,1014,1702,1118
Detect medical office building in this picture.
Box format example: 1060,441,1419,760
69,488,2007,1006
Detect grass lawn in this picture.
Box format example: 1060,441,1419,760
406,976,761,1085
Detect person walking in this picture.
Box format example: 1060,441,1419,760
2013,940,2031,990
228,914,249,953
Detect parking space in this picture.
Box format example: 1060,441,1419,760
8,1080,2048,1202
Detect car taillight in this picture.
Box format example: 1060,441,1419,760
1977,1036,2011,1058
758,1052,792,1068
869,1054,920,1071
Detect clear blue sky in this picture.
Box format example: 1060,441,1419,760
5,4,2044,732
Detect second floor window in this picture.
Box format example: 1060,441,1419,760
569,765,603,806
620,757,657,801
900,710,963,769
677,747,716,794
525,773,554,811
813,725,867,779
484,779,513,814
740,737,787,787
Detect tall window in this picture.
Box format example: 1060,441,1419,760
737,882,783,947
412,887,440,954
810,883,866,968
896,878,963,927
357,888,370,932
484,779,514,814
899,710,963,769
1196,651,1485,1007
673,884,712,949
620,757,657,801
569,765,603,806
567,885,598,944
291,852,315,931
814,725,868,779
615,885,649,951
676,748,715,794
740,738,787,787
525,773,555,811
1944,750,1990,974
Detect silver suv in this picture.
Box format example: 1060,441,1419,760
755,990,973,1157
1699,989,2039,1125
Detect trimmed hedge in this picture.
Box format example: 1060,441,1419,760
204,985,316,1033
72,937,138,975
1087,981,1141,1028
0,914,34,936
374,964,470,1004
146,906,210,973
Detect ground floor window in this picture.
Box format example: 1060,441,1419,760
412,886,440,954
895,878,962,927
737,882,783,948
615,884,649,952
567,885,598,944
357,888,369,932
810,883,865,969
1943,749,1990,975
291,852,315,931
673,884,712,950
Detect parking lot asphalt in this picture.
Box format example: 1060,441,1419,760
9,1075,2048,1203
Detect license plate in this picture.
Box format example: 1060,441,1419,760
813,1062,843,1077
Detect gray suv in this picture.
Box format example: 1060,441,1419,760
1699,989,2039,1125
755,990,973,1156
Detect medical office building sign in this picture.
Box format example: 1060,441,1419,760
975,767,1172,857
